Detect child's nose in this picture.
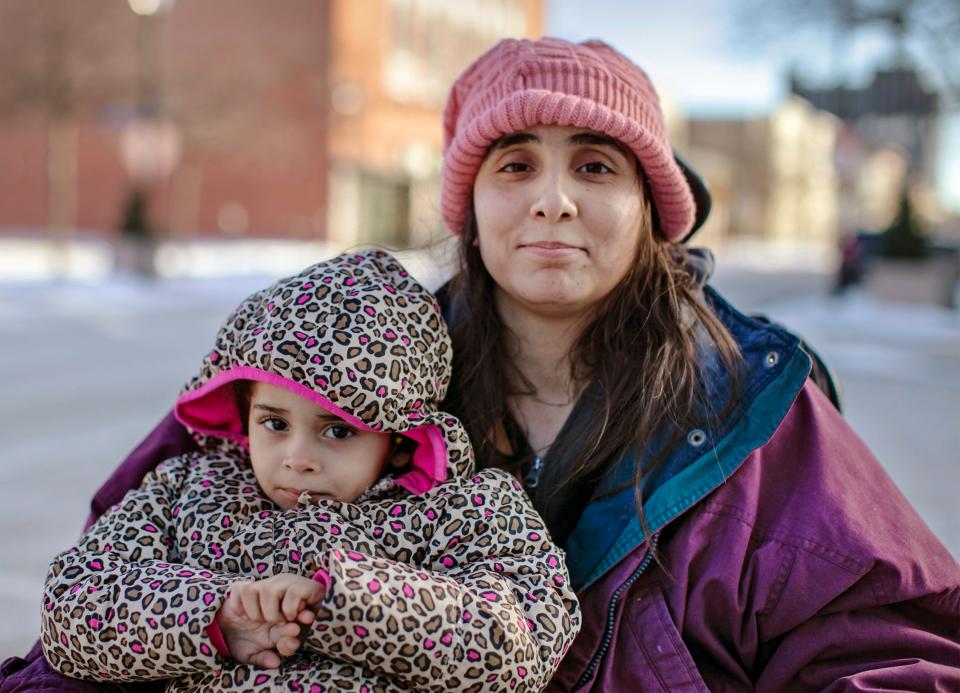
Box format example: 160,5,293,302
283,438,321,473
283,455,319,473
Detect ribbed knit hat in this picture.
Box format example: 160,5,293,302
441,37,710,242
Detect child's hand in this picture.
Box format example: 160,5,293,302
234,573,325,624
216,575,323,668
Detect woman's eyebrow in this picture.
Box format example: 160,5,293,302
568,132,629,154
492,132,539,150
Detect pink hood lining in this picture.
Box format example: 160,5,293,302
173,366,447,495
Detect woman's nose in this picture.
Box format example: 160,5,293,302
530,172,577,223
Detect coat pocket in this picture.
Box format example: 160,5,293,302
620,584,710,693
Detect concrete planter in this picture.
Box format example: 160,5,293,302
864,248,960,309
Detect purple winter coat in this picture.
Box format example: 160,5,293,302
550,381,960,691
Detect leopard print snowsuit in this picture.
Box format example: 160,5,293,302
41,250,580,692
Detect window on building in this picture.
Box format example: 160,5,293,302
357,169,410,247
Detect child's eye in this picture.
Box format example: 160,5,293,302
262,417,289,433
323,425,354,440
578,161,613,174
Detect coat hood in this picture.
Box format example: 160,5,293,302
174,249,473,494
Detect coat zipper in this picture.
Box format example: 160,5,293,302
524,456,544,488
574,534,659,691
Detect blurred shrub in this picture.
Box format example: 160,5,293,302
880,188,928,259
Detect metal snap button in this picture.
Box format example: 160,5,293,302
764,351,779,368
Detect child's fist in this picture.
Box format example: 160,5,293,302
232,573,325,623
215,574,324,667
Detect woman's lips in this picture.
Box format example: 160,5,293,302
520,242,583,258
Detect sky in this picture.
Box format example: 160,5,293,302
546,0,960,212
547,0,783,116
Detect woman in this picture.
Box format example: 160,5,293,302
3,37,958,692
438,38,960,690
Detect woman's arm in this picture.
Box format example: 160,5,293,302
41,457,234,682
753,384,960,689
757,586,960,689
662,382,960,690
301,470,581,692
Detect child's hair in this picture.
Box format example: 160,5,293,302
234,380,253,435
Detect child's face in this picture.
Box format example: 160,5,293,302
247,381,394,508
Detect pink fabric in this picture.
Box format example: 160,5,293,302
205,620,230,658
174,366,448,495
441,37,696,241
311,568,331,596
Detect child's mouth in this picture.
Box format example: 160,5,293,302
278,488,334,505
304,491,335,503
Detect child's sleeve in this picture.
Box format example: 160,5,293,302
301,469,581,692
40,456,235,682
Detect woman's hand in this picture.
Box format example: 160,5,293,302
216,574,323,668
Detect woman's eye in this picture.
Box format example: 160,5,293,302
578,161,613,174
323,425,354,440
263,417,288,432
499,161,531,173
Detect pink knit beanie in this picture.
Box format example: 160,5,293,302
441,37,705,242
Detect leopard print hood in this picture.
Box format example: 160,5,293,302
174,249,471,494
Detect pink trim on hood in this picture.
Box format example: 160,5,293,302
173,366,447,495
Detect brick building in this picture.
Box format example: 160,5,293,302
0,0,542,246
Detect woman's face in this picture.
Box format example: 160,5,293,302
472,124,648,321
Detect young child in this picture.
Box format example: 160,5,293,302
41,249,580,692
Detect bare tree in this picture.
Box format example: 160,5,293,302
733,0,960,106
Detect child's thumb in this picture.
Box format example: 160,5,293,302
296,608,317,625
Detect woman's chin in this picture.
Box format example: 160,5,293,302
504,284,597,320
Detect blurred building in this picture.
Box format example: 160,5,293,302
0,0,542,245
686,96,840,245
327,0,541,247
791,66,942,234
791,67,939,181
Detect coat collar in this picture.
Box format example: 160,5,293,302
565,286,811,590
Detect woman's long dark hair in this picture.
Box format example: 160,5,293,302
446,186,742,545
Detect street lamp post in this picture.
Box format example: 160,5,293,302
117,0,179,276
